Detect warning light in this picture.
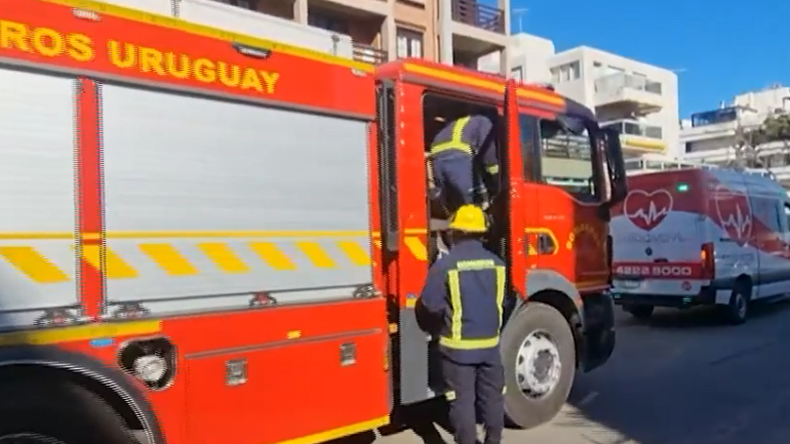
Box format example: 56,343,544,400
676,183,689,192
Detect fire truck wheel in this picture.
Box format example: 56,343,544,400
0,378,133,444
501,302,576,429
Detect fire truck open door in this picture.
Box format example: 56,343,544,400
501,80,527,297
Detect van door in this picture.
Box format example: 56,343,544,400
611,171,705,300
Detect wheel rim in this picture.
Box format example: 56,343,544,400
515,330,562,399
0,434,65,444
735,293,747,319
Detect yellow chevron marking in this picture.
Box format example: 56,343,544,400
79,245,139,279
296,242,336,268
404,237,427,261
248,242,297,270
0,246,69,283
198,242,250,274
139,243,199,276
337,241,371,266
373,240,382,249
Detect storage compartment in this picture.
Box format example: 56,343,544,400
184,328,390,444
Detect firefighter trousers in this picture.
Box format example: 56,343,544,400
443,358,505,444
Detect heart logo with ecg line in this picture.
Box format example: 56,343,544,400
623,189,673,231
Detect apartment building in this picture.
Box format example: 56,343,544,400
480,37,680,160
679,84,790,184
107,0,511,73
546,47,679,160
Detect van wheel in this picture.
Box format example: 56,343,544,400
501,302,575,429
724,286,749,325
0,379,133,444
624,304,654,320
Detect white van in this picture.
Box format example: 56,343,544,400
609,166,790,324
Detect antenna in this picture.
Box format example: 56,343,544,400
512,8,528,33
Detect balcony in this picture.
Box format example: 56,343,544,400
602,120,666,153
594,73,664,116
352,42,387,64
451,0,505,34
448,0,508,58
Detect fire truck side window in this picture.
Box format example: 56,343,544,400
519,113,599,200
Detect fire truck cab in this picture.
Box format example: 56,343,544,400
375,61,628,428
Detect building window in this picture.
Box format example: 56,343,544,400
308,12,349,34
550,67,560,84
396,28,423,58
568,61,580,80
511,66,524,82
214,0,255,9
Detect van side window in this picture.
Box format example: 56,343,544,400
784,203,790,231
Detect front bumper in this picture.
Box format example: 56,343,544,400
579,292,615,372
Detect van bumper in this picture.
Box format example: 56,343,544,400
610,287,716,308
579,292,616,373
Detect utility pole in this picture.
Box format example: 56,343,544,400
512,8,528,33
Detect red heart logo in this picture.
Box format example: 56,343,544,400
714,186,752,244
624,189,673,231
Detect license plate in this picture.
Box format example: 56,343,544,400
617,280,641,289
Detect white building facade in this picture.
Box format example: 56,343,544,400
679,84,790,184
479,36,680,160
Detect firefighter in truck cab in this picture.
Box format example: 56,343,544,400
427,113,500,215
417,204,507,444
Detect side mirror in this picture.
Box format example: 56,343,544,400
602,127,628,204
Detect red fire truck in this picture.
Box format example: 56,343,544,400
0,1,627,443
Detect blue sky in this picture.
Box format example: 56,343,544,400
510,0,790,117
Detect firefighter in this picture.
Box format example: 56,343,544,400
427,114,499,216
417,204,507,444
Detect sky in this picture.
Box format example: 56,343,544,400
510,0,790,118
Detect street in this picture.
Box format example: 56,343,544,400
337,300,790,444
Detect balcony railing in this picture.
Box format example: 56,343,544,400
352,43,387,65
602,120,663,139
451,0,505,34
595,73,663,96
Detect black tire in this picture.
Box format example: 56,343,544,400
724,285,749,325
624,304,654,320
0,378,133,444
500,302,576,429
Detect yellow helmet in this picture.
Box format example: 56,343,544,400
449,204,488,233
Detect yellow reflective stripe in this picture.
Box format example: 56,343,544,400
448,269,463,341
0,246,69,283
139,243,199,276
430,116,473,156
486,164,500,174
495,265,506,329
441,261,505,351
296,241,336,268
80,245,139,279
439,336,500,349
198,242,250,274
456,259,496,271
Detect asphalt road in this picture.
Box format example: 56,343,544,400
338,299,790,444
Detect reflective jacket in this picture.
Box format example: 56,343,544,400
429,115,499,175
418,239,507,364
